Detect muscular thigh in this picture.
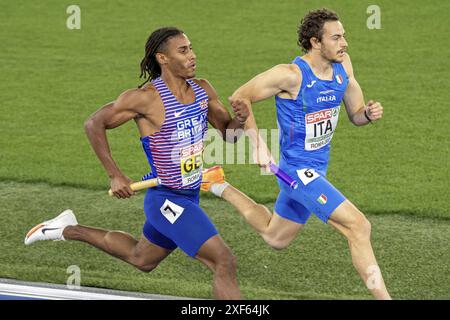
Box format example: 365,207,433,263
134,234,174,265
195,234,233,267
267,212,304,243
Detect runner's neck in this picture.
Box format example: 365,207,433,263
302,53,334,80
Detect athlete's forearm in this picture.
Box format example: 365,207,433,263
223,117,246,143
350,106,372,126
245,112,274,166
228,93,274,164
244,111,260,145
84,118,123,178
231,88,256,105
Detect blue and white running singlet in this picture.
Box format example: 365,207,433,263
141,77,209,189
140,78,218,257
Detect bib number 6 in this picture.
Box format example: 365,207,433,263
296,168,320,186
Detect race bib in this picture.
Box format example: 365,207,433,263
180,141,203,186
160,199,184,224
305,106,340,151
296,168,320,186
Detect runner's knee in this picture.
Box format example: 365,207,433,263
136,262,158,273
214,250,238,273
219,252,238,270
348,214,371,242
128,244,163,273
132,257,159,273
262,233,292,250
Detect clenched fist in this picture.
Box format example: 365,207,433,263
228,97,250,124
365,100,383,122
110,174,135,199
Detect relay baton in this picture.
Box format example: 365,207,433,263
108,177,160,197
108,165,298,196
269,163,298,189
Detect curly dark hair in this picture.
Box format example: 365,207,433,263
297,8,339,52
139,27,184,87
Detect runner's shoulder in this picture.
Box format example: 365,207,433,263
273,63,302,89
138,83,161,100
137,83,164,106
114,84,162,113
191,78,217,99
340,52,354,77
191,78,211,89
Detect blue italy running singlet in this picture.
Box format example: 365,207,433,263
275,56,349,175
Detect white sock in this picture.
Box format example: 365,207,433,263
210,182,230,197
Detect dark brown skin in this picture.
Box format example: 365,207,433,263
75,33,247,300
85,33,249,199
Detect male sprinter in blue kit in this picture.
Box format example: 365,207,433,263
24,27,249,300
206,9,392,299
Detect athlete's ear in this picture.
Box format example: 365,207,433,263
310,37,321,50
155,52,168,65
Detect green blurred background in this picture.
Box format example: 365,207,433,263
0,0,449,299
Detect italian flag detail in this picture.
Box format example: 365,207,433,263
317,194,327,205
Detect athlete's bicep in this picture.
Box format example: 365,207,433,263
341,53,365,123
207,97,232,134
88,104,134,130
195,79,232,134
233,64,300,103
343,76,365,122
89,90,148,129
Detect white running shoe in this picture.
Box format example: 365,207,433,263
24,209,78,245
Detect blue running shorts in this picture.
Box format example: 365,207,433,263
274,167,346,224
142,186,218,257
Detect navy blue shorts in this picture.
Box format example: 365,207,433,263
142,186,218,257
274,167,346,224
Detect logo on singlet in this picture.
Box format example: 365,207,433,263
176,114,207,140
199,99,208,110
174,105,191,118
306,80,317,88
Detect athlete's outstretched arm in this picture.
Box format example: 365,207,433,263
229,64,300,167
84,89,152,198
342,53,383,126
198,79,249,143
231,64,301,103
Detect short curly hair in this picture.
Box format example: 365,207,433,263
297,8,340,52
